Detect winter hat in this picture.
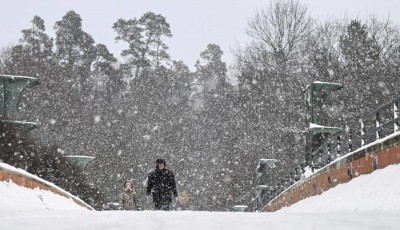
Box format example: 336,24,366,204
156,159,166,165
123,180,133,188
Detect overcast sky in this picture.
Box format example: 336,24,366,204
1,0,399,70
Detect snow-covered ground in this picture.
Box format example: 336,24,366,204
0,180,86,211
1,164,400,230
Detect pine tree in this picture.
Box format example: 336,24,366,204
113,12,172,79
4,15,54,77
340,20,380,74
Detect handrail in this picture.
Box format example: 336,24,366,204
259,95,400,208
310,96,400,169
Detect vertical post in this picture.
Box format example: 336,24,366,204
304,82,343,167
327,143,332,163
336,136,341,158
347,125,353,153
376,112,381,140
360,119,365,146
256,159,277,210
394,102,399,132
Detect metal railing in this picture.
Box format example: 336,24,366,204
259,95,400,209
310,95,400,170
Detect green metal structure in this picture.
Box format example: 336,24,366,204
65,155,95,168
232,205,248,212
256,159,278,186
304,81,343,166
0,75,96,169
0,75,39,134
304,81,343,125
256,159,278,209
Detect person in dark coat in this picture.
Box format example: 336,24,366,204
146,159,178,211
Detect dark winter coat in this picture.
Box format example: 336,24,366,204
146,168,178,205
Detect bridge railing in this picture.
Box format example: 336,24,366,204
258,95,400,210
310,95,400,170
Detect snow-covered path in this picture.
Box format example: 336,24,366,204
2,210,399,230
2,164,400,230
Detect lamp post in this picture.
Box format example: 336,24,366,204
304,81,343,167
0,75,40,134
256,158,278,209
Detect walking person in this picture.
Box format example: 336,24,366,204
119,180,139,210
146,159,178,211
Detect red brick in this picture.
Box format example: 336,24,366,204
352,155,374,177
10,174,22,185
0,171,6,181
291,187,302,204
329,164,351,185
378,149,389,169
388,146,400,165
315,175,330,194
302,181,313,198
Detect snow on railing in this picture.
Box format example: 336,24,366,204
258,95,400,210
310,95,400,170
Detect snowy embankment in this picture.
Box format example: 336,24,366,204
1,163,400,229
0,180,86,211
278,163,400,213
0,162,90,211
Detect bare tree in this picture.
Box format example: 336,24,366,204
366,15,400,64
246,0,313,71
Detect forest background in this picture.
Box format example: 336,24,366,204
1,0,400,211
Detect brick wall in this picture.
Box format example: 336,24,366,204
261,134,400,212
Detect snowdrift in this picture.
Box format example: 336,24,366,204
0,162,91,211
